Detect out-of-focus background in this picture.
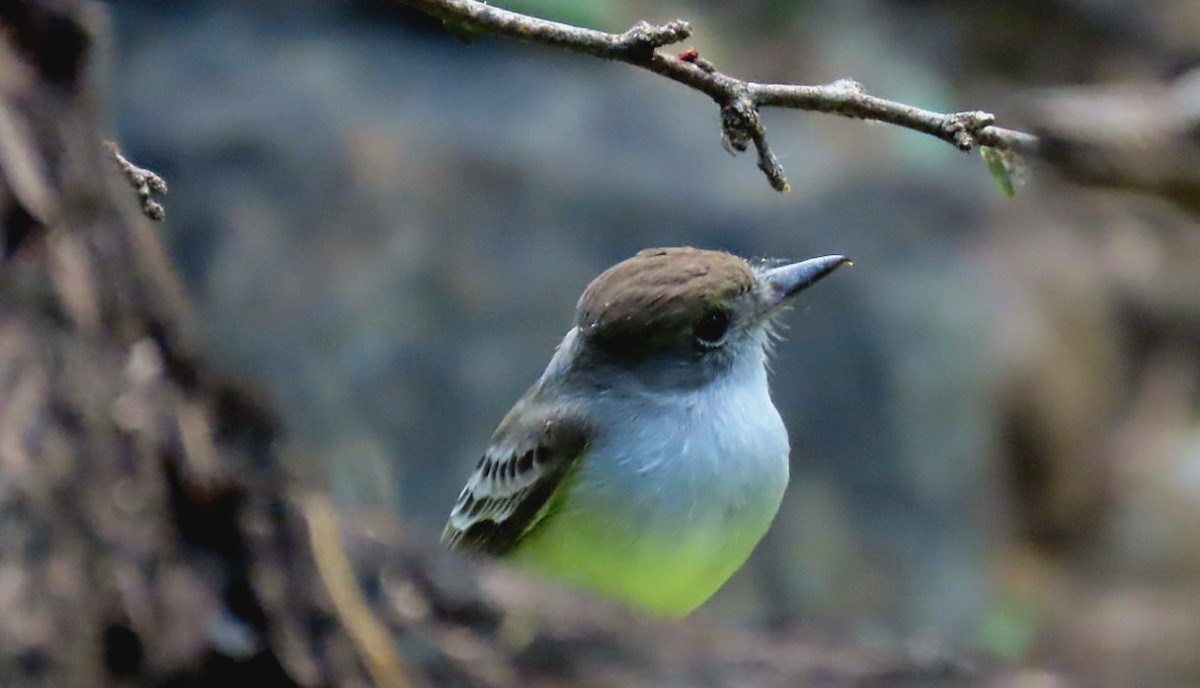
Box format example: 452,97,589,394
106,1,1200,685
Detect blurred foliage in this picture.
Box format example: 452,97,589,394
496,0,622,28
978,594,1038,661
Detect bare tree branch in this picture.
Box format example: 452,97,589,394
398,0,1039,192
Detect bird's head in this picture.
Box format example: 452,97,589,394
568,247,848,390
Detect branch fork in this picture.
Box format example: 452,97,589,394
399,0,1038,191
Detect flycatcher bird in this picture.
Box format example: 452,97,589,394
443,247,848,616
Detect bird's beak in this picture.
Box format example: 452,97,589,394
760,255,850,310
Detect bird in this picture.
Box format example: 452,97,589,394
442,247,849,616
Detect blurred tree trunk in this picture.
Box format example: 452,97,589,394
0,1,1053,686
0,3,333,685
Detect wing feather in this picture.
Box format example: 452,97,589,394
442,403,589,555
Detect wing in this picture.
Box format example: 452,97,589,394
442,399,590,556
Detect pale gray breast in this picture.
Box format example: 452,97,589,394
569,347,790,536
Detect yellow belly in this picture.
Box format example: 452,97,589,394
508,502,776,616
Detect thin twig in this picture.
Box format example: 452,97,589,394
397,0,1038,192
106,141,168,220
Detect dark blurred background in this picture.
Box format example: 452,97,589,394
105,0,1200,685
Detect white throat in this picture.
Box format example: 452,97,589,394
582,336,788,526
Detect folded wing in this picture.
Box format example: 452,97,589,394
442,401,590,556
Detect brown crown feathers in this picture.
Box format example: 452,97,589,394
575,247,757,354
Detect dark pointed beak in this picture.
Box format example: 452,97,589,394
760,255,851,309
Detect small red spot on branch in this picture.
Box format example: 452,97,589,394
678,48,699,62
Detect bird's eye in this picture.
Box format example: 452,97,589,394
694,310,731,346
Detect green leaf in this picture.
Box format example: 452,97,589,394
980,146,1016,198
